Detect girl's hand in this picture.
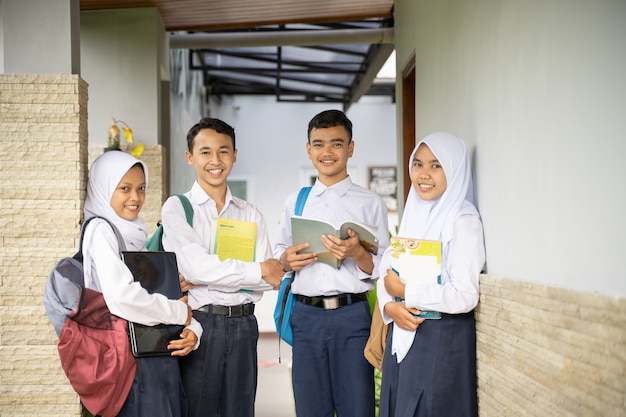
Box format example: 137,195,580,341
384,301,425,331
384,268,406,299
168,329,198,357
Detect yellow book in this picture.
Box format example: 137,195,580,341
390,237,442,319
214,218,257,262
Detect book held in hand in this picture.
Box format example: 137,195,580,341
122,251,185,357
214,218,257,293
389,237,442,319
291,216,379,268
214,217,257,262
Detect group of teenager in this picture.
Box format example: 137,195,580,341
81,109,485,417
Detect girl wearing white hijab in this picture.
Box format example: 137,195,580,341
82,150,201,417
377,132,485,417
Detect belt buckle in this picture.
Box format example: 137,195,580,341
227,305,233,317
322,297,341,309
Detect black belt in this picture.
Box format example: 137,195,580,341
296,292,368,310
195,303,255,317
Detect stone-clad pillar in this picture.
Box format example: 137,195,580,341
1,1,84,415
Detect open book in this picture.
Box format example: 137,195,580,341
291,216,379,268
389,237,442,319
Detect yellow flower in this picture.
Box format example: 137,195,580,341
109,118,143,157
131,143,144,158
122,127,133,144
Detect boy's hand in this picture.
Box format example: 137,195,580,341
168,328,198,357
320,228,362,261
179,273,196,294
261,258,283,288
280,242,317,272
384,301,425,331
384,269,405,299
321,229,374,274
178,295,192,326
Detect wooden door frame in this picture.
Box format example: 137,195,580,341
401,53,416,207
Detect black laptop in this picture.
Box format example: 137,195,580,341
122,251,185,357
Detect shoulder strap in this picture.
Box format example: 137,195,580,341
294,186,312,216
77,216,126,261
174,194,194,226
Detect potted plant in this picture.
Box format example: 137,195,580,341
107,118,144,157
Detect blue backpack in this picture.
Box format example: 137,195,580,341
273,186,311,346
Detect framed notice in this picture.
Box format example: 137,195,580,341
368,166,397,212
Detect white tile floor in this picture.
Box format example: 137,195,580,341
256,332,296,417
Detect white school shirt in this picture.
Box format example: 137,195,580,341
83,219,203,343
161,182,274,310
273,176,390,297
377,214,485,319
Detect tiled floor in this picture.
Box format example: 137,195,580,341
256,332,296,417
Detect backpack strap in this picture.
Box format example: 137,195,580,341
77,216,127,262
294,186,312,216
174,194,194,226
290,186,311,283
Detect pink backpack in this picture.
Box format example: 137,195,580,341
45,217,136,417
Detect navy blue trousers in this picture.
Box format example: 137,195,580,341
379,312,478,417
179,310,258,417
117,355,187,417
291,299,374,417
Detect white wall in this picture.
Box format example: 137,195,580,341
207,95,398,241
81,8,164,148
395,0,626,296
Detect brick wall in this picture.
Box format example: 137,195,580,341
1,74,87,416
477,275,626,417
1,74,167,416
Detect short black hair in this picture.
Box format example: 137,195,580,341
307,110,353,142
186,117,236,153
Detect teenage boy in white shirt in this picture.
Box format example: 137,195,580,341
161,117,283,417
274,109,390,417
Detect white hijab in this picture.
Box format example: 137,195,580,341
392,132,480,362
84,150,149,251
398,131,478,245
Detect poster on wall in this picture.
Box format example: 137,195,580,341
368,166,397,212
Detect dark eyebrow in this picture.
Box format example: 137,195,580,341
198,144,232,151
311,137,346,144
414,157,440,164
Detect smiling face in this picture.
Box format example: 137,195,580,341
410,143,447,201
186,127,237,196
306,125,354,186
110,164,146,220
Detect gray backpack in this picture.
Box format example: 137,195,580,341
43,216,125,337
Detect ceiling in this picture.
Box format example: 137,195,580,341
80,0,396,110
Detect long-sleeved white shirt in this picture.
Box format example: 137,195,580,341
161,182,274,310
273,177,390,296
82,219,202,343
377,214,485,321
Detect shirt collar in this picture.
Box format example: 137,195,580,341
189,181,244,210
312,175,353,198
